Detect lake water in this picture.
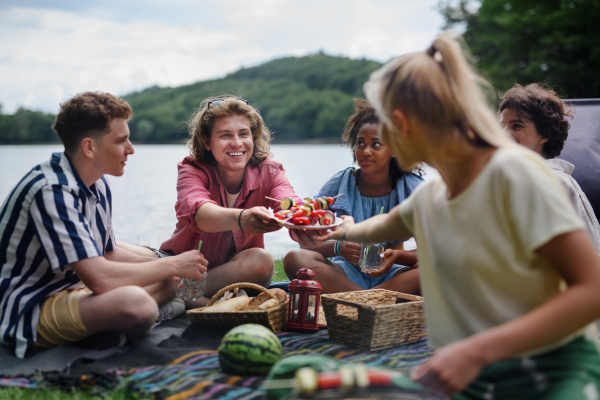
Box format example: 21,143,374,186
0,144,427,257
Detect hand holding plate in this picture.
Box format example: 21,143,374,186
312,215,355,245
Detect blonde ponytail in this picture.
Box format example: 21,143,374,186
364,31,514,150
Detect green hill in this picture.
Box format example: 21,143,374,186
123,53,382,143
0,107,57,144
0,53,382,144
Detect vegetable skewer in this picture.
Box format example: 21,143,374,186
265,193,343,207
262,364,401,395
266,194,343,227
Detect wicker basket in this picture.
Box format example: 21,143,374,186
187,282,289,332
321,289,424,350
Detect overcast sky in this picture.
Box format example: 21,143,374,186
0,0,445,114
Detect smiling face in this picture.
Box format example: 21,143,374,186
206,114,254,178
355,123,394,175
93,117,134,177
500,108,547,155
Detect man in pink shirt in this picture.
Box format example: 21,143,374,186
155,97,297,305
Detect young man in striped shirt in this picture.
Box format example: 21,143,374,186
0,92,208,358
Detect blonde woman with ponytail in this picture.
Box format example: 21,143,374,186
309,32,600,398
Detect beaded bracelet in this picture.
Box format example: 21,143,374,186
334,240,341,257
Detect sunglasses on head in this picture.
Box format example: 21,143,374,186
207,99,248,110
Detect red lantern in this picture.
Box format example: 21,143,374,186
286,268,322,332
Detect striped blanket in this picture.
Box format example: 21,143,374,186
0,330,432,399
114,330,432,400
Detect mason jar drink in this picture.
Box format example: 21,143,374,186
359,243,385,271
176,272,207,301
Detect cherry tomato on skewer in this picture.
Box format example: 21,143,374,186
293,217,311,225
312,209,326,217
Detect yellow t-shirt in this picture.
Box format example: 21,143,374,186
399,147,587,353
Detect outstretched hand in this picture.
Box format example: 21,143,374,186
288,216,356,248
363,248,394,277
289,228,336,249
410,339,488,396
364,248,419,277
313,215,356,243
240,206,282,234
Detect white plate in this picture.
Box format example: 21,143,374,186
281,217,343,230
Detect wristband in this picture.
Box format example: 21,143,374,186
334,241,341,257
238,209,245,231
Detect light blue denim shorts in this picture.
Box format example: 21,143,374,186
329,256,410,290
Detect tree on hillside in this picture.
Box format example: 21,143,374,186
124,54,380,143
439,0,600,98
229,53,382,97
0,54,381,144
0,108,57,144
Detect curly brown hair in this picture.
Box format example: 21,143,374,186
499,83,573,159
52,91,132,155
187,96,272,166
342,98,421,179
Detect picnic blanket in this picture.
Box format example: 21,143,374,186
118,330,432,399
0,315,433,399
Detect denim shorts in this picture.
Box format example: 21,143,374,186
329,256,409,290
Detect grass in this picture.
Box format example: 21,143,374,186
273,258,288,283
0,387,152,399
3,258,288,399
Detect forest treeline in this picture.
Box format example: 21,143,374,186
122,54,382,143
0,54,381,144
0,106,58,144
2,0,599,144
440,0,600,97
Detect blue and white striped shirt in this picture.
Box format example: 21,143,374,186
0,152,115,358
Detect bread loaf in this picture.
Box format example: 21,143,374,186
258,299,279,310
250,289,287,306
202,296,250,313
268,288,287,303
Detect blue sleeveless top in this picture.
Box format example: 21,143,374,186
316,167,424,289
317,167,423,225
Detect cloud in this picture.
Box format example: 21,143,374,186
0,1,443,113
0,7,275,112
